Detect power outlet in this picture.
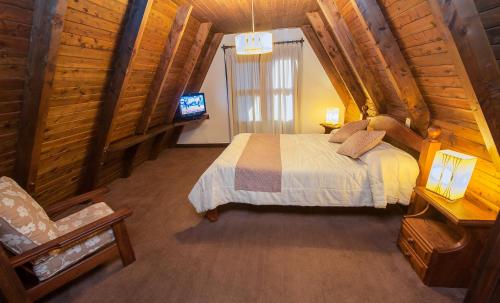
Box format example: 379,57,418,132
405,118,411,128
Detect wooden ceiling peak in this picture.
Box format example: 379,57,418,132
172,0,319,33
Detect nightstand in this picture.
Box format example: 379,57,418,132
398,186,498,287
320,123,341,134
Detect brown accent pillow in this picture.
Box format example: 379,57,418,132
337,130,386,159
329,120,369,143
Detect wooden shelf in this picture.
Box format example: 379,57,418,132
173,113,209,127
414,187,498,226
107,124,173,153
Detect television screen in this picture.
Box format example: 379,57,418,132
177,93,207,120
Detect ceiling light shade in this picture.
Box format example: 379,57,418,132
426,150,477,200
235,32,273,55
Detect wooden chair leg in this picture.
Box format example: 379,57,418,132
112,222,136,266
205,208,219,222
0,247,30,303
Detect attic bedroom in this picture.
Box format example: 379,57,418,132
0,0,499,302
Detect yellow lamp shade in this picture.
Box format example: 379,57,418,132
425,150,477,200
325,107,340,124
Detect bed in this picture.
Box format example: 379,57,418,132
188,115,441,221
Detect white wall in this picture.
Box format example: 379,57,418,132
178,28,344,144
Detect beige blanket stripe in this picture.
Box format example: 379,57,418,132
235,134,282,192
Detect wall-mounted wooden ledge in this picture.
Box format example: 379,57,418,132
107,124,174,153
106,113,210,153
173,113,209,127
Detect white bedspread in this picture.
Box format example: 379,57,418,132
188,134,419,213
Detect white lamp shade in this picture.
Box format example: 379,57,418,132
325,108,340,124
235,32,273,55
425,150,477,200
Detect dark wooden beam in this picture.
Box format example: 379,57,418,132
317,0,386,116
349,0,430,136
186,32,224,93
122,144,140,178
83,0,153,191
136,4,193,134
428,0,500,169
15,0,67,194
166,22,212,123
301,25,353,110
306,11,367,112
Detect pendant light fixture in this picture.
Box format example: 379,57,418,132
235,0,273,55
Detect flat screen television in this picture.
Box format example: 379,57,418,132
175,92,207,121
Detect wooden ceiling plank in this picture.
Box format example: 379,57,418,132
166,22,212,123
317,0,386,116
427,0,500,170
136,4,193,134
350,0,431,136
15,0,68,193
306,11,367,112
186,32,224,93
301,25,352,109
83,0,154,191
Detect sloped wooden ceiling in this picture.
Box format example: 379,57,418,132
171,0,319,33
1,0,499,209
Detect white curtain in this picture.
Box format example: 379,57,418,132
225,43,303,136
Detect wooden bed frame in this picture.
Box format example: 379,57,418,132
205,111,441,222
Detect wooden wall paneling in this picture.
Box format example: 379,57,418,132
349,0,431,136
136,4,193,134
186,32,224,92
317,0,386,116
428,0,500,169
336,0,409,121
15,0,67,193
301,25,361,122
165,22,212,123
306,11,367,114
83,0,154,191
0,1,33,179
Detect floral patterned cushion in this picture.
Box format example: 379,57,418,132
329,120,369,143
33,202,115,281
337,130,386,159
0,176,58,254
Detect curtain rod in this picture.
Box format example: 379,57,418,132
221,38,304,50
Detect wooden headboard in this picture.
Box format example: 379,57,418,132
367,115,423,155
363,113,442,188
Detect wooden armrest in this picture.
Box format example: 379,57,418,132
10,208,132,268
45,187,110,218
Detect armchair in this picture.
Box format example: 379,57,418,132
0,177,135,302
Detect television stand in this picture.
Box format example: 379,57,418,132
169,114,209,147
173,113,209,127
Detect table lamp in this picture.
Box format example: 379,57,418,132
425,149,477,200
325,107,340,125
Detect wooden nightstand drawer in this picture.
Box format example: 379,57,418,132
398,238,428,280
400,219,432,264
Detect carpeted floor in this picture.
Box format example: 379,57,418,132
43,147,466,303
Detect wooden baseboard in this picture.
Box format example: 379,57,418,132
175,143,229,148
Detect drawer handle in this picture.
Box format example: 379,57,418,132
407,237,415,244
